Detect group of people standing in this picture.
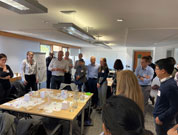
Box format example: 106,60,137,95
46,51,110,112
1,50,178,135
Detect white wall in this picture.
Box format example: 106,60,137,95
81,47,127,69
0,36,40,73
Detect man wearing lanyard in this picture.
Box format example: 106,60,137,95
153,58,178,135
135,56,154,106
87,56,100,109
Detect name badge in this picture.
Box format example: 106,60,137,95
157,90,161,97
102,70,104,73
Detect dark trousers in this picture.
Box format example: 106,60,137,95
51,76,64,89
155,120,175,135
25,74,37,92
46,71,51,88
75,80,83,92
64,73,71,84
87,78,98,106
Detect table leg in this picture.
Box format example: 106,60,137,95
70,121,73,135
88,99,91,118
81,108,85,135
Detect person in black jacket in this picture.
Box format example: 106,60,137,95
97,58,109,112
46,52,54,88
153,58,178,135
74,59,86,92
0,53,13,99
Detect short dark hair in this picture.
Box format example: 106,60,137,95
147,55,152,60
155,58,174,74
142,56,150,62
0,53,7,59
102,96,150,135
113,59,123,70
79,59,84,63
167,57,176,65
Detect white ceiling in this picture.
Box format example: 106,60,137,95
1,0,178,48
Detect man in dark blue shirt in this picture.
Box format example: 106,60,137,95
153,58,178,135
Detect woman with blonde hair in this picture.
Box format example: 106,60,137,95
21,51,38,92
116,70,144,112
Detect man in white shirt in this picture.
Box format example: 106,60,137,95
64,51,73,84
48,51,68,89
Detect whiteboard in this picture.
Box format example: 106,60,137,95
33,52,46,83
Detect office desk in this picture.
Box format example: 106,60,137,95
0,88,93,135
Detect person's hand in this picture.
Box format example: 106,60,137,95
69,64,73,68
51,68,57,71
97,83,100,88
24,80,28,85
145,75,150,79
155,117,163,125
140,77,145,81
36,79,39,84
3,75,10,79
167,124,178,135
76,76,80,80
152,85,160,90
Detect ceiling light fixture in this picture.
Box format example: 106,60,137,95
93,41,112,49
117,19,123,22
53,23,95,42
0,0,47,14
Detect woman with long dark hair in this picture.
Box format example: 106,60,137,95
0,53,13,99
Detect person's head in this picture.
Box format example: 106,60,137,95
79,59,84,66
102,96,145,135
78,53,83,60
90,56,96,65
141,56,150,68
58,51,64,60
155,58,174,79
49,52,54,58
26,51,34,61
100,58,107,67
147,55,152,64
116,70,144,112
0,53,7,66
65,51,69,58
167,57,176,66
113,59,123,71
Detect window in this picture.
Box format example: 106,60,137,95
40,44,51,57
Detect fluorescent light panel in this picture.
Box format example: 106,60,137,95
93,41,112,49
53,23,95,42
0,0,47,14
0,0,29,10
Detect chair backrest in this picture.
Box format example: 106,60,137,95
60,83,78,91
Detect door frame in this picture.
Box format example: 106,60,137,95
132,50,153,71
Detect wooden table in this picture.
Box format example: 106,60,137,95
0,88,93,135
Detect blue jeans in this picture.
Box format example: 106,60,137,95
50,76,64,89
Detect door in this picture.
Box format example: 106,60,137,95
133,51,152,71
